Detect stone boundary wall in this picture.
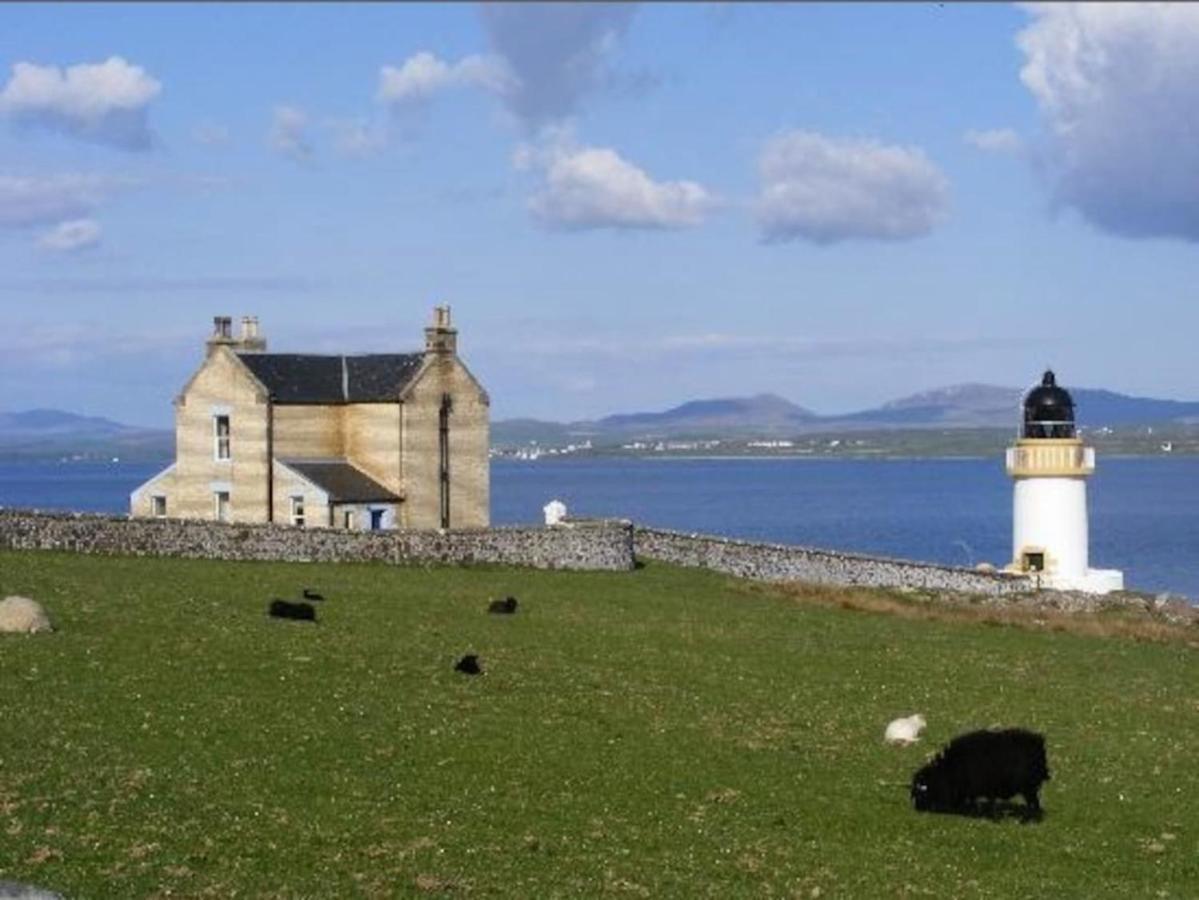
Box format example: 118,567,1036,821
633,526,1034,596
0,508,635,571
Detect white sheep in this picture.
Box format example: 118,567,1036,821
884,713,927,746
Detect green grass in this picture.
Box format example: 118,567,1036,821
0,551,1196,898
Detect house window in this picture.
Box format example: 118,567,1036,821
291,496,305,528
214,415,231,460
1023,551,1045,573
214,491,230,522
152,495,167,518
342,510,355,530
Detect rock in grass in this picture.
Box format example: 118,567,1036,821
0,596,53,635
0,880,65,899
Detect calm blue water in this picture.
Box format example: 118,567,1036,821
1,457,1196,598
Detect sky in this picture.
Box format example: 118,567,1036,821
2,2,1199,427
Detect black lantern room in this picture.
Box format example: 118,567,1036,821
1022,370,1075,439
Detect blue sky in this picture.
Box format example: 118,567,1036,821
2,3,1198,427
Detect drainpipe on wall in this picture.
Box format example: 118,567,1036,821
439,392,452,529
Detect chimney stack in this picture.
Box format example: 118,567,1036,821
206,315,267,356
424,304,457,356
238,315,267,352
206,316,235,356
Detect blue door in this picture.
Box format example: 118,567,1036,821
369,509,385,531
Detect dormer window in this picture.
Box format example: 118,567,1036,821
214,415,231,460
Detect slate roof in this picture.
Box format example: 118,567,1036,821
236,353,424,404
279,459,402,503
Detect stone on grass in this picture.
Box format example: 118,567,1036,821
0,880,65,899
0,596,53,635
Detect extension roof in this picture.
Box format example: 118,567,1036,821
237,352,424,404
279,459,402,503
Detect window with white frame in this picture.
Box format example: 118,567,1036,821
152,495,167,518
214,491,230,522
291,495,305,527
342,509,354,530
214,415,231,460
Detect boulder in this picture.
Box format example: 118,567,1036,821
0,879,64,899
0,596,53,635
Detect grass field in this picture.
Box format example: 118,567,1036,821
0,550,1196,898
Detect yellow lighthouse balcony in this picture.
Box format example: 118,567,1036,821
1005,439,1095,477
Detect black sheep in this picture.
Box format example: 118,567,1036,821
268,599,317,622
455,654,482,675
487,596,518,615
910,728,1050,816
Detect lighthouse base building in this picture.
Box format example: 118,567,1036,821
1003,371,1123,595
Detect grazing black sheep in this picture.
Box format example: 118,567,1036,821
454,654,482,675
487,596,518,615
268,599,317,622
911,728,1049,817
302,588,325,601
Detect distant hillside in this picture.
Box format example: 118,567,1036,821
493,383,1199,446
0,409,172,461
596,393,816,437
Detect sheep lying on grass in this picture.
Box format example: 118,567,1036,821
911,728,1050,820
488,596,518,615
884,713,926,746
455,654,482,675
268,599,317,622
0,596,53,635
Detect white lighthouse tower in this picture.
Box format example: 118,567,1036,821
1004,370,1123,593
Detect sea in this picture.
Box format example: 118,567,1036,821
1,457,1196,600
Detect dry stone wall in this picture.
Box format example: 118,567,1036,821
634,526,1034,596
0,509,634,571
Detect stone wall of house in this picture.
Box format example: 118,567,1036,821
0,509,633,571
633,526,1034,596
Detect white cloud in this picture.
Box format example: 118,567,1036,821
515,134,712,231
192,121,230,146
37,218,101,252
0,57,160,150
0,173,130,228
326,117,388,157
963,128,1024,155
753,131,949,244
377,51,512,108
480,4,637,127
269,105,313,162
1018,4,1199,240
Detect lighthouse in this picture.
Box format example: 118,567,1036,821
1004,371,1123,593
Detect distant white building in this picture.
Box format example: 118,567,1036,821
1004,370,1123,594
543,499,567,526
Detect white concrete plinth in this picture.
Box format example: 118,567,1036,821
1041,568,1125,595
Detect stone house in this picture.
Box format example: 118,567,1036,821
131,307,489,530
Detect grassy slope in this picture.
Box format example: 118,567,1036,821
0,551,1195,898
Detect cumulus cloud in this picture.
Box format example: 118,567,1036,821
515,133,712,231
480,4,637,127
269,105,313,161
377,51,512,108
37,218,101,252
1018,4,1199,240
0,56,160,150
753,131,949,244
964,128,1024,155
0,173,130,228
